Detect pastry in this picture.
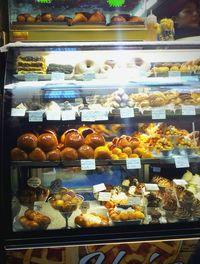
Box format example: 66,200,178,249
17,14,26,22
152,176,172,188
94,146,112,159
147,193,161,207
11,147,28,161
41,13,53,22
54,15,65,22
110,16,126,23
46,149,61,161
17,133,38,152
85,133,105,149
174,207,191,221
71,13,87,24
61,147,78,161
78,145,94,159
26,15,35,23
129,16,144,23
29,147,46,161
64,131,84,149
16,55,47,74
75,213,109,227
77,126,94,138
18,186,49,206
75,59,100,74
38,133,58,152
88,11,106,24
47,64,74,74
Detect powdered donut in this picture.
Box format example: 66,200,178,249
100,64,112,73
75,60,100,74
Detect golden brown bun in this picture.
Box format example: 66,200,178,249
19,216,40,230
17,14,26,22
94,146,112,160
41,13,53,22
46,149,61,161
35,15,41,22
26,15,35,23
61,129,77,144
111,16,126,23
72,13,87,24
11,147,28,161
78,126,94,138
61,147,78,161
88,11,105,23
129,16,144,22
38,133,58,152
78,145,94,159
75,213,109,227
85,133,105,149
64,131,84,149
29,147,46,161
18,186,49,206
17,133,38,152
54,15,65,22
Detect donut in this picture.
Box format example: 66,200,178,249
75,60,100,74
100,64,112,74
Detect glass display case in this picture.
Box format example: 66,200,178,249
1,41,200,249
8,0,154,42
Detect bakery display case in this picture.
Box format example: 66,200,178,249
1,41,200,249
8,0,154,42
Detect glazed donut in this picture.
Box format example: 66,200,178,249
100,64,112,74
75,60,100,74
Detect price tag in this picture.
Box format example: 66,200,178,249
34,201,45,211
94,110,109,121
152,167,161,173
93,183,106,193
152,108,166,120
27,177,41,188
51,72,65,81
120,107,134,118
46,111,61,120
61,110,76,121
80,201,90,213
98,192,111,202
81,110,96,122
168,71,181,77
81,159,96,170
28,111,43,122
173,179,188,186
126,158,141,169
145,183,159,191
127,197,141,206
182,105,196,116
174,156,190,168
25,73,38,82
11,108,26,117
83,72,95,81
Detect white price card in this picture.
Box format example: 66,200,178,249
46,111,61,120
28,111,43,122
126,158,141,170
11,108,26,117
120,107,134,118
25,73,38,82
81,110,96,122
182,105,196,116
81,159,96,170
173,179,188,186
168,71,181,77
98,192,111,201
51,72,65,81
83,72,95,81
152,108,166,120
93,183,106,193
94,110,109,121
61,110,76,121
174,156,190,168
127,197,141,206
145,183,159,191
34,201,45,211
27,177,41,188
80,201,90,212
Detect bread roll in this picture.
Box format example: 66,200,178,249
78,145,94,159
88,11,105,23
29,147,46,161
38,133,58,152
46,149,61,161
61,147,78,161
78,126,94,138
94,146,112,159
17,14,26,22
64,131,84,149
72,13,87,24
17,133,38,152
11,147,28,161
41,13,53,22
111,16,126,23
84,133,105,149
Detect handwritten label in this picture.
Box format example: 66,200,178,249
145,183,159,191
126,158,141,169
25,73,38,82
46,111,61,120
80,201,90,213
27,177,41,188
182,105,196,116
174,156,190,168
95,110,109,121
98,192,111,201
81,110,96,122
61,110,76,121
28,111,43,122
83,72,95,81
34,201,45,211
51,72,65,81
128,196,141,205
93,183,106,193
173,179,188,186
152,108,166,120
81,159,96,170
11,108,26,117
120,108,134,118
168,71,181,77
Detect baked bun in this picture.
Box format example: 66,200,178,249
17,14,26,22
41,13,53,22
94,146,112,159
111,16,126,23
75,60,100,74
78,126,94,138
26,15,35,23
46,149,61,161
54,15,65,22
38,133,58,152
29,147,46,161
61,147,78,161
129,16,143,22
11,147,28,161
75,213,109,227
72,13,87,24
85,133,105,149
88,11,106,23
17,133,38,152
18,186,50,206
78,145,94,159
64,131,84,149
35,15,41,22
